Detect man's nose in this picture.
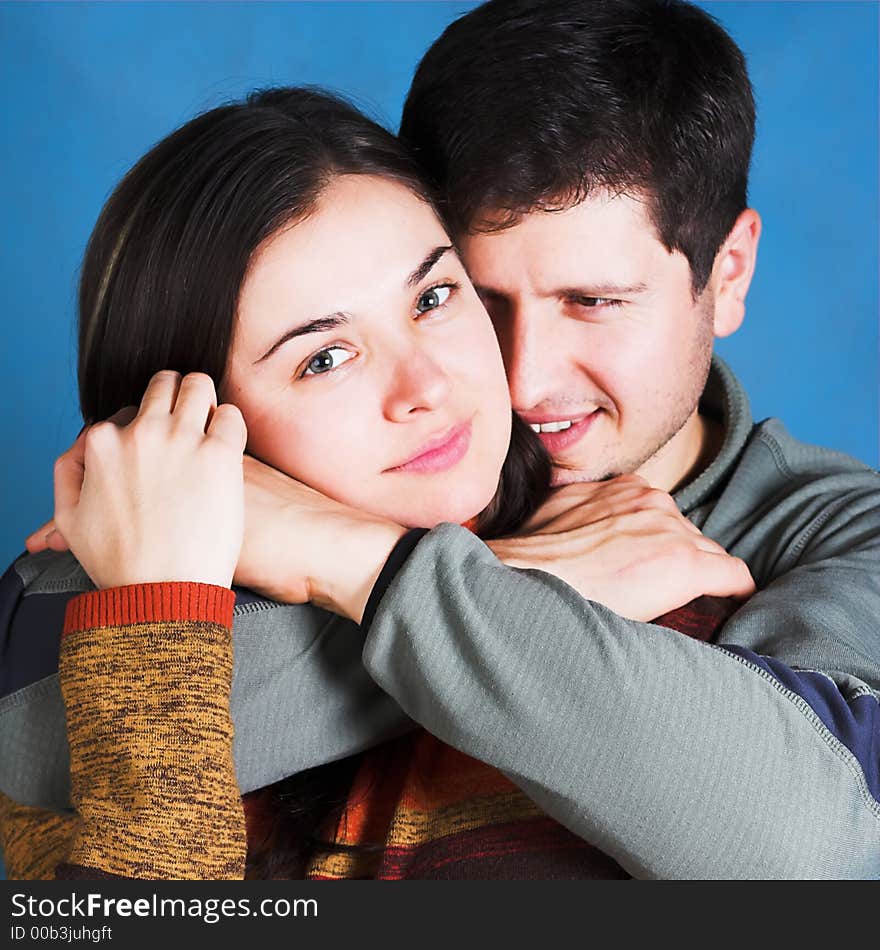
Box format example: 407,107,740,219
498,304,557,412
382,346,452,422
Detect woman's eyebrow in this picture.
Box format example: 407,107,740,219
254,245,453,366
406,245,454,287
254,313,349,365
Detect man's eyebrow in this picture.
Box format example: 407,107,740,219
254,313,349,365
407,245,454,287
474,281,649,299
558,281,648,297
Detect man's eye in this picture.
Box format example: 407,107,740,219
572,296,619,308
416,284,453,314
300,346,354,377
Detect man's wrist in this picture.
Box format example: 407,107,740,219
360,528,430,630
309,516,409,623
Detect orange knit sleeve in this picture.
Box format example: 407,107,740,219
58,582,246,880
0,791,79,880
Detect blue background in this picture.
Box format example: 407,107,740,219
0,0,877,882
1,1,878,573
0,2,878,884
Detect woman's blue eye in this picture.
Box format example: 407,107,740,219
416,285,452,314
302,346,353,377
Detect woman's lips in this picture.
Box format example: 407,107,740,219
388,421,473,474
531,410,601,454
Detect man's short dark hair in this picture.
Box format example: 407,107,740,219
400,0,756,294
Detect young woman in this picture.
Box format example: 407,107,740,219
0,88,748,880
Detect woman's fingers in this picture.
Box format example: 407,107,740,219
52,422,93,517
24,518,57,553
54,405,138,513
136,371,220,435
44,528,70,552
24,521,72,555
206,402,248,453
171,372,219,433
136,370,182,420
53,448,86,526
27,406,137,553
110,405,139,428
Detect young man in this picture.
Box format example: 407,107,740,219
347,0,879,876
3,0,878,878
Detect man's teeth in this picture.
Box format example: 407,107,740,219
529,420,574,433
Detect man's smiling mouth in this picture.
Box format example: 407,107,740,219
528,420,575,433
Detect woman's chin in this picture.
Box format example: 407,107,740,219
394,484,497,531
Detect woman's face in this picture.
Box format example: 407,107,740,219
223,174,512,528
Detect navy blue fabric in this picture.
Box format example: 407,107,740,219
0,556,27,696
0,563,271,699
0,583,73,699
721,645,880,803
0,557,78,699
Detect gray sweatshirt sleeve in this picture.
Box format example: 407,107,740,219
362,522,880,880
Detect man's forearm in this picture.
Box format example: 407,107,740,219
306,517,409,624
362,525,880,879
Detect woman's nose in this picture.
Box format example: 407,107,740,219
382,347,452,421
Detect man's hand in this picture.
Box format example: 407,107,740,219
488,475,755,621
235,455,407,622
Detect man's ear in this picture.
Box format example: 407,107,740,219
710,209,761,338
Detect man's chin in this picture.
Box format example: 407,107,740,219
550,466,621,487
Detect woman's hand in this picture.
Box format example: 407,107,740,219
488,475,755,622
31,426,404,619
51,371,247,590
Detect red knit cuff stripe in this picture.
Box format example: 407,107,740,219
63,583,236,635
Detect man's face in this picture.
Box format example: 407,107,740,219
459,191,718,488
